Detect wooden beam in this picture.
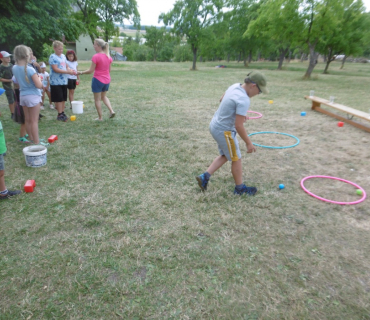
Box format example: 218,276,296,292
312,101,321,110
313,106,370,133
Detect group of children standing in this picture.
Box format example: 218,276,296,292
2,39,269,200
0,41,80,200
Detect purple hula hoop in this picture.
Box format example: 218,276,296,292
300,175,366,205
247,111,263,119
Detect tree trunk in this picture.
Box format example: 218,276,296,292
238,52,241,63
257,50,261,61
191,45,197,70
300,53,306,62
277,47,289,70
340,55,347,69
323,48,333,74
89,33,95,44
105,29,109,42
153,48,157,62
199,56,203,62
227,53,230,62
303,43,319,79
243,50,248,67
288,50,292,63
248,49,252,63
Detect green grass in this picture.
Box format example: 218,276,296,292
0,60,369,319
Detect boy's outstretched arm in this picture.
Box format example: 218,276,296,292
235,114,256,153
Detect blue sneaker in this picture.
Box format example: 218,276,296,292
196,174,209,191
234,185,257,195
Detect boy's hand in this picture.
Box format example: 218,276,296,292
246,142,256,153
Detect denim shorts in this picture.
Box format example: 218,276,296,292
0,153,4,171
20,95,42,107
91,77,110,93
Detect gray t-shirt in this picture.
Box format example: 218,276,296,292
210,83,250,131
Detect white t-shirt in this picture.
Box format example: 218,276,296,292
210,83,250,132
66,61,78,80
38,71,49,87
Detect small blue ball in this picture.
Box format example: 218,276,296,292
301,112,306,116
279,184,285,189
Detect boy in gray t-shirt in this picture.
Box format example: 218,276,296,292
196,71,268,195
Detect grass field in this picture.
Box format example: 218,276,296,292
0,60,369,319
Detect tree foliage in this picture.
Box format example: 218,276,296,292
301,0,367,78
0,0,83,56
75,0,140,42
245,0,304,70
225,0,263,66
144,26,167,61
320,0,367,73
159,0,223,70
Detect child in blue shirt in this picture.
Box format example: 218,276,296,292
12,45,46,146
49,41,76,121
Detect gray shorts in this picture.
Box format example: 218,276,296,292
210,127,241,162
20,95,42,107
5,88,15,104
0,153,4,171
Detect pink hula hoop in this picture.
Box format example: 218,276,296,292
301,175,366,205
247,111,263,119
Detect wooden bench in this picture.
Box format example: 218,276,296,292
304,95,370,132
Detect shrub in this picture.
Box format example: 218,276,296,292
123,42,139,61
158,44,173,62
39,43,54,64
173,44,192,62
133,45,150,61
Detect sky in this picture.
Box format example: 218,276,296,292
132,0,177,26
130,0,370,27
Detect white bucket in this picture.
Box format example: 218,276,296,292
23,145,47,168
71,101,83,114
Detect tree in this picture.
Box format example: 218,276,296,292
245,0,304,70
0,0,83,56
321,0,367,73
75,0,140,43
144,26,167,61
74,0,101,43
226,0,264,66
159,0,223,70
362,12,370,57
301,0,340,79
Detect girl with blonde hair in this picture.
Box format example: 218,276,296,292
12,45,47,146
79,39,115,120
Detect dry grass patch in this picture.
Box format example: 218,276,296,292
0,61,369,319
